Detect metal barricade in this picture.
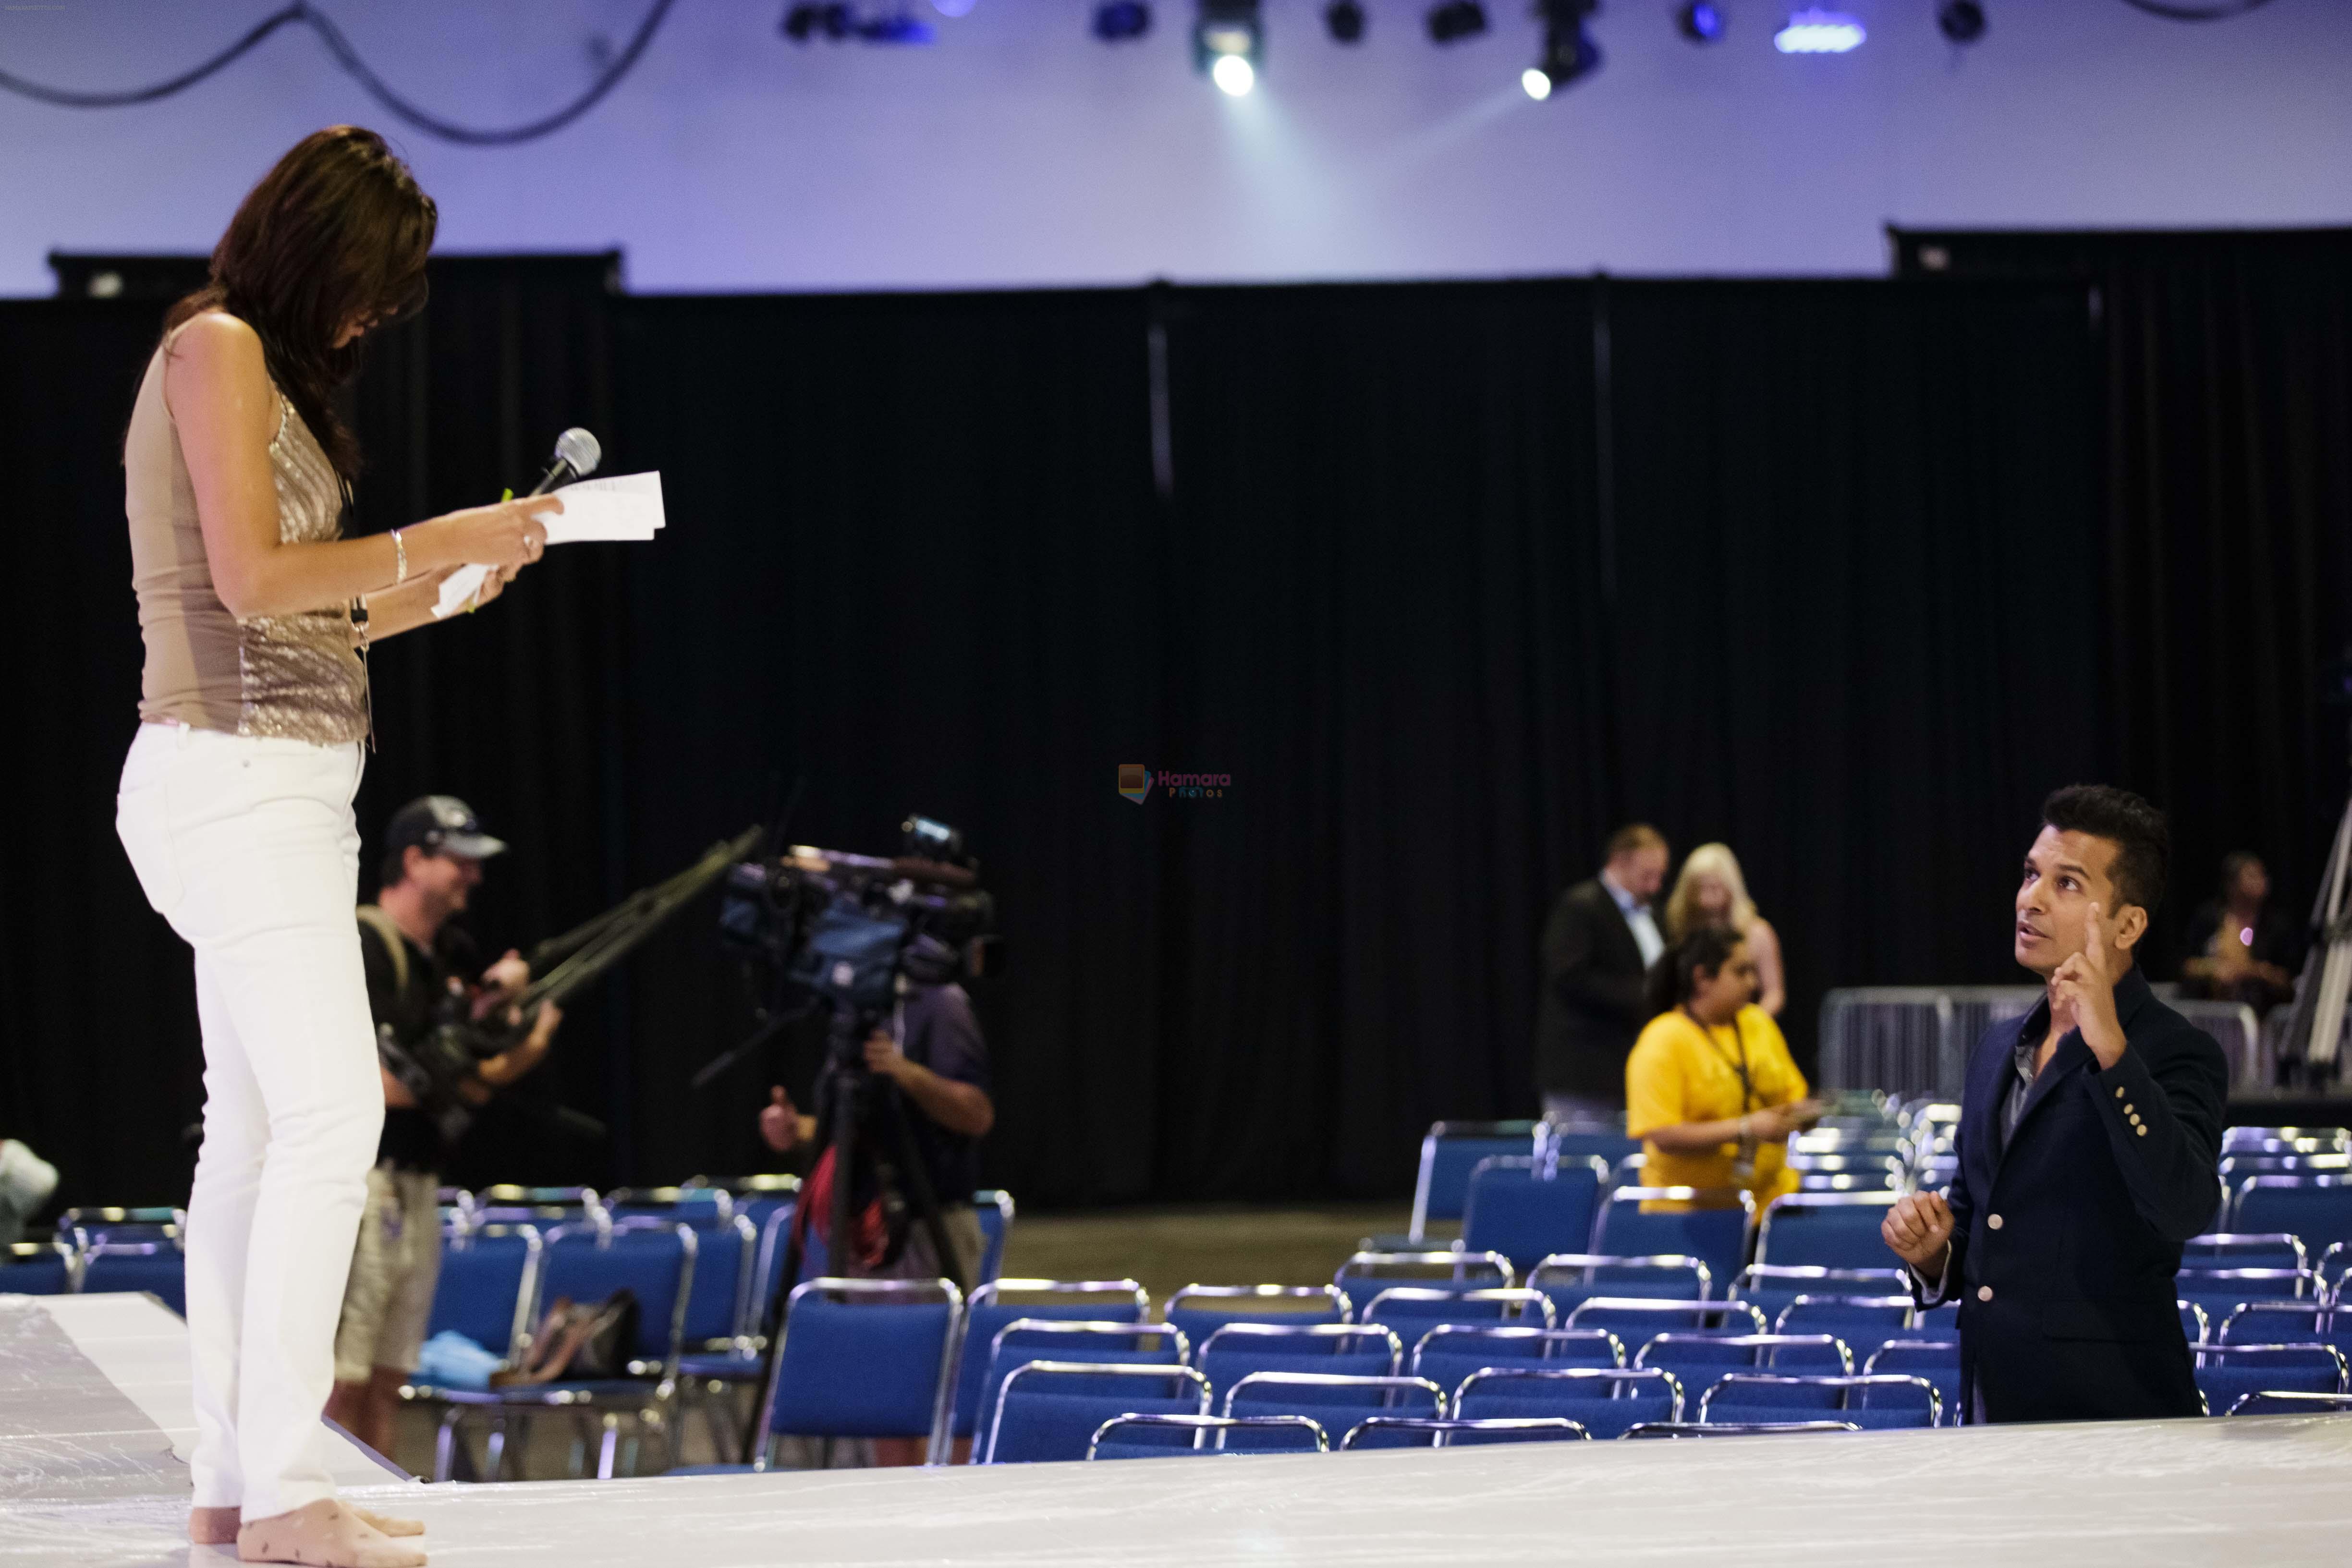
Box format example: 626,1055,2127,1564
2172,999,2263,1090
1816,990,1956,1102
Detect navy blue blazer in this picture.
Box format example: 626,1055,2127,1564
1929,965,2227,1422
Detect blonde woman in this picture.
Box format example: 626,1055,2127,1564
1664,843,1785,1017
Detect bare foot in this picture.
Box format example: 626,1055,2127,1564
351,1508,425,1538
190,1506,241,1545
236,1499,426,1567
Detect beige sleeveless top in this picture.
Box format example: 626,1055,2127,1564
124,323,370,745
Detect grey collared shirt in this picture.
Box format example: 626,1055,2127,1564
1600,870,1664,969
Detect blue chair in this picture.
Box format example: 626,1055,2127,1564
1593,1188,1755,1292
2175,1267,2316,1326
420,1220,696,1482
1541,1121,1643,1168
1406,1121,1544,1244
2222,1127,2349,1156
974,1191,1014,1286
1361,1286,1554,1337
1340,1415,1590,1448
1864,1338,1959,1417
943,1279,1149,1452
1773,1293,1915,1340
1699,1372,1941,1429
1409,1325,1620,1400
2183,1233,2309,1274
1731,1265,1909,1325
1226,1372,1444,1447
983,1361,1209,1463
1753,1192,1901,1270
1460,1156,1609,1276
1453,1366,1682,1440
738,1277,963,1467
422,1222,542,1362
2219,1302,2352,1358
2223,1390,2352,1416
1199,1323,1401,1398
1528,1254,1712,1322
79,1238,186,1316
2234,1179,2352,1260
2192,1344,2349,1414
1,1239,78,1294
61,1206,184,1245
1087,1412,1328,1459
972,1319,1190,1457
1633,1333,1849,1404
1566,1297,1767,1341
1167,1285,1348,1360
1334,1249,1514,1313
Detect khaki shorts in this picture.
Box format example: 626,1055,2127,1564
879,1203,985,1293
333,1163,442,1383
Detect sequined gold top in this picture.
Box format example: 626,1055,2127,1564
124,324,370,745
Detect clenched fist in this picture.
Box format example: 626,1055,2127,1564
1882,1191,1955,1275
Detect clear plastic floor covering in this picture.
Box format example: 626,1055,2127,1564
4,1291,2347,1567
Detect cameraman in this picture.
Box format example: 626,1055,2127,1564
325,796,561,1459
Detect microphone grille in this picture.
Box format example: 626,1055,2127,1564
553,427,602,478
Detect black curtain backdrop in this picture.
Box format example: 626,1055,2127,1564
1894,229,2352,969
13,255,2282,1218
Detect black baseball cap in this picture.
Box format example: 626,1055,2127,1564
385,795,507,862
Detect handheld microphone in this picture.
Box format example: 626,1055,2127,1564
527,427,602,496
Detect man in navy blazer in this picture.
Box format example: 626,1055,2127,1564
1883,785,2227,1422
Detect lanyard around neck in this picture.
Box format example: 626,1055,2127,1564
1683,1006,1754,1112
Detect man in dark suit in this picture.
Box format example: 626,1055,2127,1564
1535,824,1670,1123
1884,785,2227,1422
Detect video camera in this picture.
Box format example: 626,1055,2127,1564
717,815,1001,1027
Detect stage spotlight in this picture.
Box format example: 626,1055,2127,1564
1426,0,1488,44
1195,0,1262,93
1524,0,1600,98
1676,1,1725,42
1937,0,1986,43
1773,8,1865,52
1092,0,1153,41
1325,0,1367,42
781,3,853,41
855,9,938,42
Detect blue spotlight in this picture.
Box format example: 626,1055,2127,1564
1093,0,1153,41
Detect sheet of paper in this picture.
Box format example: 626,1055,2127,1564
432,562,493,620
543,471,665,543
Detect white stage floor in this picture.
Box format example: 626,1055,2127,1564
6,1291,2349,1567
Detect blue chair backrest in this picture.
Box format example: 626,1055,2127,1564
1546,1127,1643,1166
1864,1338,1959,1415
1460,1157,1607,1275
2234,1180,2352,1255
80,1242,186,1316
1411,1122,1541,1239
1088,1414,1328,1459
977,1322,1185,1433
537,1223,694,1366
1335,1250,1514,1309
2175,1268,2315,1323
1731,1265,1910,1324
1753,1195,1900,1270
974,1191,1013,1286
1198,1324,1400,1391
1166,1286,1347,1359
1568,1298,1767,1339
2193,1346,2349,1412
760,1279,961,1441
1225,1372,1444,1422
1409,1326,1620,1399
985,1363,1208,1463
1453,1367,1681,1439
1361,1287,1553,1334
428,1226,540,1358
1702,1373,1940,1429
2218,1303,2352,1354
615,1213,752,1345
1530,1255,1713,1321
1774,1294,1914,1338
1594,1191,1752,1290
2183,1234,2308,1274
948,1281,1149,1437
0,1241,75,1295
1634,1333,1849,1398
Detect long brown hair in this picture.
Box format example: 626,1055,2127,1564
162,126,436,478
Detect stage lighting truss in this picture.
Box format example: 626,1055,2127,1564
1426,0,1490,44
1772,7,1865,51
1092,0,1154,41
1195,0,1263,94
1523,0,1600,99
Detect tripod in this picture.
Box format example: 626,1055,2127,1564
2280,789,2352,1087
740,995,969,1461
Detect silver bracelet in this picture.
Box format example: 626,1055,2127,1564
391,528,408,585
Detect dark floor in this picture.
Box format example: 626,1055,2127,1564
388,1202,1414,1481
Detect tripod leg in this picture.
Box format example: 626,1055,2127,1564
877,1085,968,1299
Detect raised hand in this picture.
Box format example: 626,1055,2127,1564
2050,901,2127,1068
1882,1191,1955,1274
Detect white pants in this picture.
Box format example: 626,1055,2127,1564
116,722,383,1520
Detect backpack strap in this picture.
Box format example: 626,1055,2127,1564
356,904,410,993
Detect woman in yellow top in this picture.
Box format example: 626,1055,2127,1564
1625,926,1824,1210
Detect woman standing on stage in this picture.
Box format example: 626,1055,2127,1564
1663,841,1787,1017
115,127,556,1568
